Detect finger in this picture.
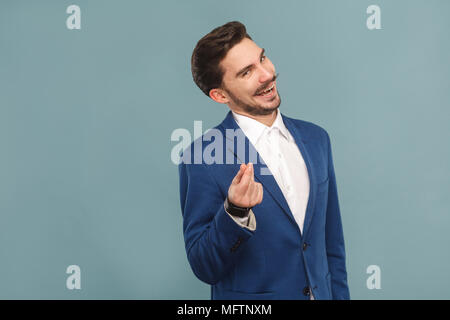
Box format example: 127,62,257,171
251,184,261,206
232,163,247,184
257,183,263,203
239,163,253,189
248,162,254,181
247,182,258,204
255,182,263,203
249,181,261,203
245,180,256,197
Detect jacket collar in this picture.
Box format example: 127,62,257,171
231,108,292,146
219,109,308,143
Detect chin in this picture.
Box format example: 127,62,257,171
255,104,279,116
266,95,281,109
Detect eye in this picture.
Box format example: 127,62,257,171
242,70,250,77
261,55,266,62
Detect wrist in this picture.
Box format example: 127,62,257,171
225,197,251,218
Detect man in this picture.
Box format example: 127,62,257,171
179,21,350,300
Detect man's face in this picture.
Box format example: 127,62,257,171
217,38,281,116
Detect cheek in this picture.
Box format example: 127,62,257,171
229,81,258,99
238,84,256,98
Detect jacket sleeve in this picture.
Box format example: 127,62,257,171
179,160,256,285
324,131,351,300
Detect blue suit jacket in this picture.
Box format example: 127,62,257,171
178,111,350,300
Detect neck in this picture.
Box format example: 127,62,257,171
232,109,278,127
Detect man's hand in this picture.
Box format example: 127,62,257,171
227,163,263,208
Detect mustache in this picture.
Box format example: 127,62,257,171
255,73,279,95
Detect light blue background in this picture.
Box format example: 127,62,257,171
1,0,449,299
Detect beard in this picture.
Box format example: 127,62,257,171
224,87,282,116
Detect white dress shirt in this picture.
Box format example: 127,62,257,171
225,108,314,299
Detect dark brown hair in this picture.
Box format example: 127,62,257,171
191,21,252,97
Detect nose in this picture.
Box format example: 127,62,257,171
258,64,273,84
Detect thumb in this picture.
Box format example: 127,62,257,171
232,163,247,184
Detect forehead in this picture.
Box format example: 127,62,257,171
220,38,261,77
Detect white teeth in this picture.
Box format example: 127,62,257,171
258,83,274,95
264,84,274,92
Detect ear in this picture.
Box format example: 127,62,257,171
209,88,229,104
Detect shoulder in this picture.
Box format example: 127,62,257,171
282,114,330,143
178,124,224,164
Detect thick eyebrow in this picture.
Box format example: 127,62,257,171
235,48,265,78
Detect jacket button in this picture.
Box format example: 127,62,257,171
303,286,310,296
302,243,308,251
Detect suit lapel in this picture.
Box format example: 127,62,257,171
282,116,317,239
252,148,299,230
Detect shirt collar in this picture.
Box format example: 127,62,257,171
231,108,292,146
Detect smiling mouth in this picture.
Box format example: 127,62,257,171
256,82,275,97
